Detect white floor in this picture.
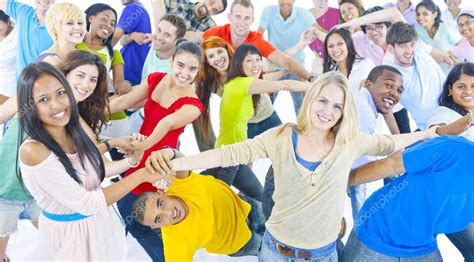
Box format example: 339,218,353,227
5,91,465,261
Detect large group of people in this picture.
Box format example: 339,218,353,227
0,0,472,261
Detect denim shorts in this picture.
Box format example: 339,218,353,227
0,198,40,236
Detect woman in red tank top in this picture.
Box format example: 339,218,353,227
110,41,204,194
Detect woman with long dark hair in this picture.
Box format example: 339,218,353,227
17,62,160,260
109,41,205,261
415,0,463,72
323,28,375,91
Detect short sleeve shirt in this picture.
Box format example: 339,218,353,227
76,42,124,72
117,2,151,83
203,24,276,58
450,39,474,63
141,48,171,82
259,5,314,65
164,0,216,32
309,7,340,58
162,173,251,261
355,136,474,257
215,77,255,148
6,0,53,76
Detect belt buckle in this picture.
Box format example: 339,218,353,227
276,243,295,257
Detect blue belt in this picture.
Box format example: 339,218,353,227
41,210,90,222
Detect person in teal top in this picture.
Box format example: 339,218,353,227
1,0,53,76
414,1,463,72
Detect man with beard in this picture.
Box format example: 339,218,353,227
152,0,227,32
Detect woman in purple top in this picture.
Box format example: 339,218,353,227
308,0,340,60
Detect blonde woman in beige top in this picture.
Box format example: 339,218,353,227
145,71,437,261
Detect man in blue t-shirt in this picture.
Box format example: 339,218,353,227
0,0,53,76
114,0,152,85
343,136,474,261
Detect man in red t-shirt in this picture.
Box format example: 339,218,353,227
186,0,316,82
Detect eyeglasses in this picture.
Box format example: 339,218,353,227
457,19,474,28
366,24,385,33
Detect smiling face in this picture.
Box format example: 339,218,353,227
449,73,474,113
310,83,345,130
327,33,348,64
340,2,360,22
365,23,387,45
391,40,416,67
242,53,262,78
33,74,71,130
313,0,329,10
416,6,437,29
457,15,474,39
367,70,404,114
153,20,178,52
88,10,116,40
205,47,230,72
196,0,225,17
66,64,99,103
142,193,189,228
228,4,254,38
278,0,295,15
445,0,461,12
170,52,201,87
59,18,86,44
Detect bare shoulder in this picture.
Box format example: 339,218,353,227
20,140,51,166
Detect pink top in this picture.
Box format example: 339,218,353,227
309,7,340,57
352,31,390,65
19,139,127,260
451,39,474,63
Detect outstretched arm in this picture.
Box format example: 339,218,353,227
109,81,148,113
267,50,312,81
337,7,405,30
430,114,473,136
150,0,166,29
348,153,405,186
247,78,310,95
389,126,437,152
145,148,190,179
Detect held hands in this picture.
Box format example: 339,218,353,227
144,148,176,190
425,125,440,139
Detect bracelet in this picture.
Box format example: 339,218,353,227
127,157,139,168
102,140,112,152
162,146,176,160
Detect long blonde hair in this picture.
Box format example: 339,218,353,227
285,71,359,147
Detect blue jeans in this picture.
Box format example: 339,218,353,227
230,195,266,257
259,231,338,261
342,231,443,262
117,193,165,262
347,184,367,220
248,111,282,139
446,223,474,261
201,165,263,201
271,73,304,115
